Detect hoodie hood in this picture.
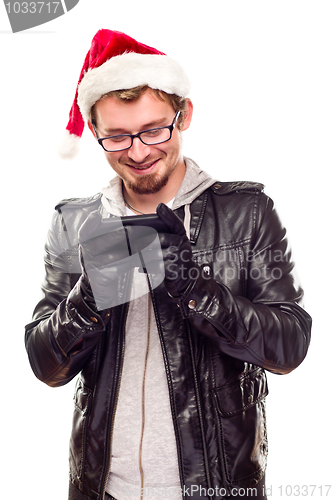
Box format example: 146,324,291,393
101,157,216,217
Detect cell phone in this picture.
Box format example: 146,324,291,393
120,214,170,233
100,214,170,233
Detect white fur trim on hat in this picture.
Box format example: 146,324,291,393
57,129,81,160
77,52,191,123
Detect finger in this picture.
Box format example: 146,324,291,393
157,233,184,251
80,232,130,262
156,203,186,236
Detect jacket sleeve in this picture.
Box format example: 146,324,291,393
25,210,109,387
178,194,312,374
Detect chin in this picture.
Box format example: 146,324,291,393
127,172,169,195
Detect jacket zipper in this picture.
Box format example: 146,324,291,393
101,270,134,500
138,289,151,499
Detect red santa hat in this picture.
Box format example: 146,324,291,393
59,29,191,159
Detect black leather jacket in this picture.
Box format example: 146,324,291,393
25,181,311,500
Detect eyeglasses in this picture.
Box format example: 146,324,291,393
93,111,180,152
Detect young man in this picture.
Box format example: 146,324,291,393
25,30,312,500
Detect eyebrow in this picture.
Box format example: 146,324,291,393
102,117,169,135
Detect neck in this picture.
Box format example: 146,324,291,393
123,188,174,214
123,193,147,215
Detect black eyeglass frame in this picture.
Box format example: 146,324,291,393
92,111,180,152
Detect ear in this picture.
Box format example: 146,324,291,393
87,121,97,137
181,98,193,131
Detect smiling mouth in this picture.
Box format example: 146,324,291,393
128,159,159,172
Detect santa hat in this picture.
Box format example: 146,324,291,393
59,29,191,159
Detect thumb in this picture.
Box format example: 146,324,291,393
156,203,186,236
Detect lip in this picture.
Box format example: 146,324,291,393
127,159,160,175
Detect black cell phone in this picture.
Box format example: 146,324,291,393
121,214,170,233
100,214,170,234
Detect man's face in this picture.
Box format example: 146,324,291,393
91,90,192,195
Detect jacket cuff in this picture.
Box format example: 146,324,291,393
66,276,111,329
177,267,218,319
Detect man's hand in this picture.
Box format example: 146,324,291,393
156,203,197,298
78,211,134,310
78,210,166,310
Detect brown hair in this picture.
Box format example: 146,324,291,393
90,85,188,130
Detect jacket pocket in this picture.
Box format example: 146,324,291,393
212,368,268,486
69,378,92,486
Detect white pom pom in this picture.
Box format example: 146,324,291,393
57,130,81,160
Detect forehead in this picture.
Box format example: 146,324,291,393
93,90,175,133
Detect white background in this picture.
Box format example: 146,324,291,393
0,1,332,499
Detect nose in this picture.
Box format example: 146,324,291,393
127,136,151,163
